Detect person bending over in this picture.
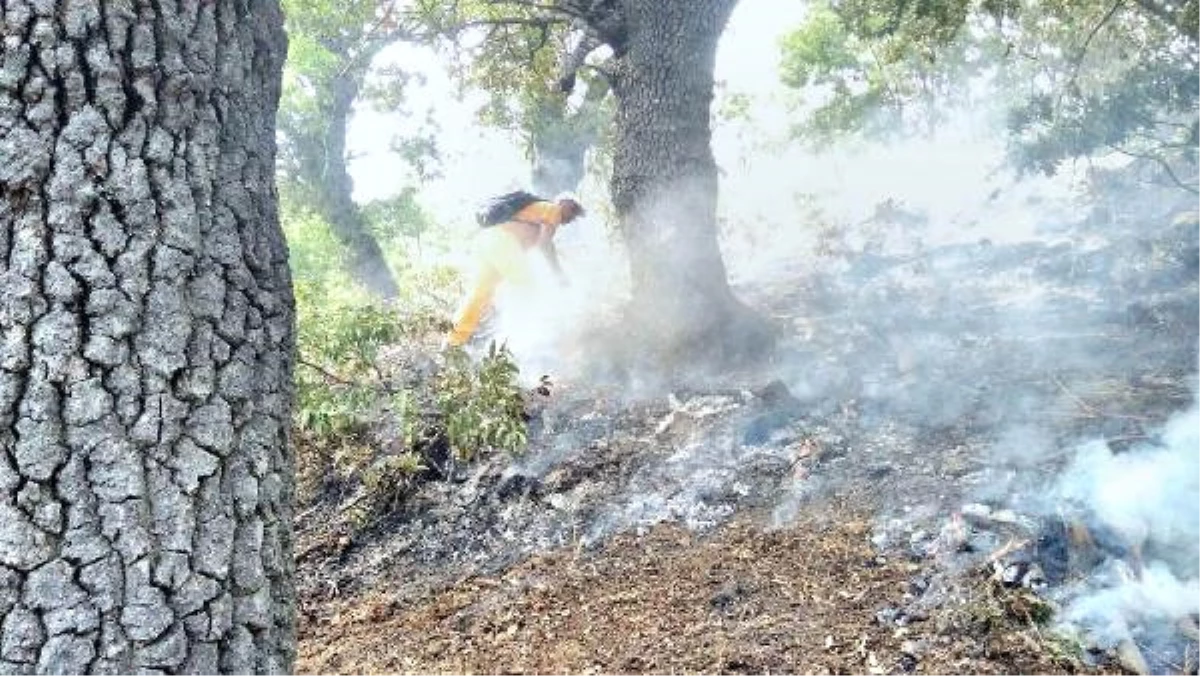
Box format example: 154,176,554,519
445,195,585,348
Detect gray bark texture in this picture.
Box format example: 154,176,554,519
0,0,295,673
606,0,773,363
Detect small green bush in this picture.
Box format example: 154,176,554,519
436,342,529,462
284,189,532,527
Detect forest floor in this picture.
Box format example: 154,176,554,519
294,186,1198,674
298,512,1099,675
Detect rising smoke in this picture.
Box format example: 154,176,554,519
395,2,1198,659
501,66,1198,666
1051,398,1200,647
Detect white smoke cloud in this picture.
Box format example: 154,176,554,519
1053,399,1200,645
1065,561,1200,646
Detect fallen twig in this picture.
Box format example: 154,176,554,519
298,356,359,387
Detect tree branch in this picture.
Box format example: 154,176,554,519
328,1,420,80
298,356,360,387
484,0,590,22
442,14,570,39
555,30,604,92
1055,0,1125,114
1107,144,1200,194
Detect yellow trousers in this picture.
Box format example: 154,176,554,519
447,227,534,347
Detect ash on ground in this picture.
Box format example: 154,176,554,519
296,178,1198,674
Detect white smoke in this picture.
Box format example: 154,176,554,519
486,212,627,386
1065,561,1200,647
1053,398,1200,645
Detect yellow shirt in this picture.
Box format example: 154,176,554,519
501,201,567,249
512,200,568,226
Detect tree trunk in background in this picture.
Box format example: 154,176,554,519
314,73,400,300
0,0,294,672
609,0,773,365
530,83,608,196
531,116,591,196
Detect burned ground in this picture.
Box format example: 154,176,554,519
295,186,1198,674
299,514,1105,675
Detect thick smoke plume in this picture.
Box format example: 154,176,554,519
1051,398,1200,647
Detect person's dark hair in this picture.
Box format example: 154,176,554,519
558,197,585,221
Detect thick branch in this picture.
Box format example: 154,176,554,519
555,31,604,92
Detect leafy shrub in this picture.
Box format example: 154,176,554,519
291,272,528,526
283,185,532,527
436,343,529,462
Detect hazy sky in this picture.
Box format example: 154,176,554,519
347,1,810,222
345,0,1085,276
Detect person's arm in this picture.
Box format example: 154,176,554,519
538,223,569,284
517,200,573,284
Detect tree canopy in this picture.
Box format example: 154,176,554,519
278,0,438,298
416,1,614,194
780,0,1199,189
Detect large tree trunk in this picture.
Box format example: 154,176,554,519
0,0,294,673
608,0,773,365
312,73,400,300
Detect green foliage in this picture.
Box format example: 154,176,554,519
780,1,996,143
779,6,859,91
435,343,528,462
293,281,409,442
293,281,530,523
715,83,754,123
282,200,349,283
417,1,613,181
780,0,1199,182
279,0,379,134
287,201,529,524
361,186,432,242
278,0,441,198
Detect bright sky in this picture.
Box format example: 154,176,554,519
346,0,1080,281
347,1,811,223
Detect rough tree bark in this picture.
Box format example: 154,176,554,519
605,0,773,364
0,0,294,672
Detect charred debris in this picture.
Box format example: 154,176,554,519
297,177,1198,674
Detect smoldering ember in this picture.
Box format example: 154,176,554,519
2,1,1198,675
